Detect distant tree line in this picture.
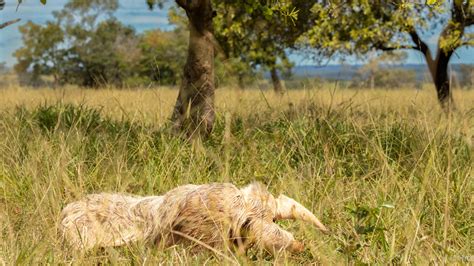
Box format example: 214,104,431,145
14,1,185,87
13,1,259,88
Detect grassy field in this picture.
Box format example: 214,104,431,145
0,86,473,264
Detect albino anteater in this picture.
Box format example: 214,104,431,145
60,182,328,255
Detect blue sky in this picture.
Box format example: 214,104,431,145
1,0,473,67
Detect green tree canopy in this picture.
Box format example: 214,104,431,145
139,27,188,85
14,0,138,87
14,0,193,87
210,1,314,93
303,0,473,108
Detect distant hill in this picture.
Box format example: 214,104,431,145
289,64,471,81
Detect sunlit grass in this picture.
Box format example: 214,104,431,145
0,85,472,264
1,85,473,121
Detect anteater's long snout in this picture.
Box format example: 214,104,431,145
275,195,329,233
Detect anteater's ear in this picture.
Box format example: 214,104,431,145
240,182,274,204
275,195,329,233
241,182,267,195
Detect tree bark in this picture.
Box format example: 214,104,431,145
172,0,216,137
270,67,284,94
427,49,454,110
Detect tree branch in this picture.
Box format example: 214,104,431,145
0,18,21,30
408,30,430,55
467,20,474,27
378,45,417,51
175,0,199,11
406,29,435,75
452,0,474,26
175,0,187,9
462,32,474,44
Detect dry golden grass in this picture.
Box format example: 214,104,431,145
1,85,473,118
0,84,473,264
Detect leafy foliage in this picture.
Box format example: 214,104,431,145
301,0,473,106
13,0,189,87
143,0,314,91
303,1,472,55
14,18,142,87
139,28,188,86
14,0,131,87
13,0,266,88
212,1,314,89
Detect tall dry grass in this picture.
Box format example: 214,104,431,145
0,85,472,264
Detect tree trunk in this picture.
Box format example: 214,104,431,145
410,30,455,111
237,74,245,90
369,72,375,90
270,67,284,94
470,69,474,88
433,53,452,109
424,48,454,111
172,0,216,137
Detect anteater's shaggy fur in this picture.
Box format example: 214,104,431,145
60,182,327,254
